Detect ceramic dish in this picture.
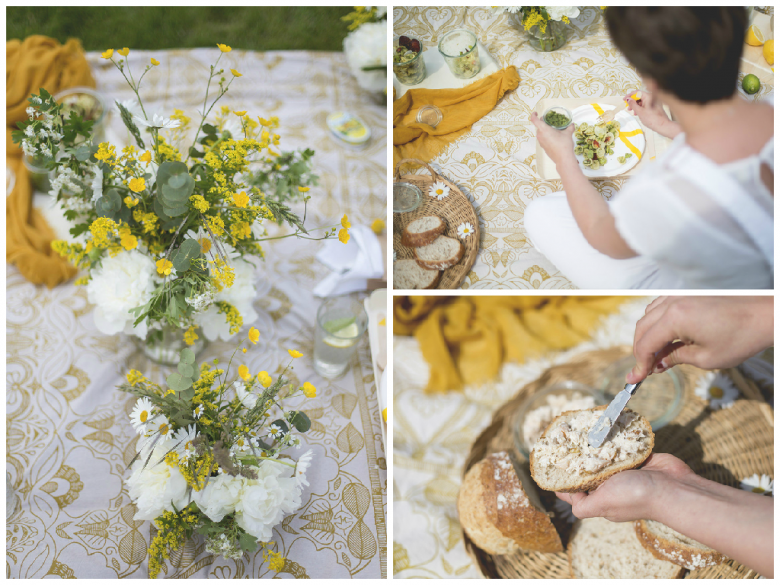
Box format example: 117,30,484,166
570,103,645,177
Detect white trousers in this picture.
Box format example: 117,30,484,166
524,193,683,289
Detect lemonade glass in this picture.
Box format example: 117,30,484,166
314,297,368,379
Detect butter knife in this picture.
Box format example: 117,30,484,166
587,380,643,448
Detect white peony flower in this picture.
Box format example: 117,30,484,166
126,444,190,522
194,257,259,341
343,21,387,93
134,113,181,129
235,381,259,409
234,461,300,541
545,6,580,21
193,473,245,523
86,249,157,339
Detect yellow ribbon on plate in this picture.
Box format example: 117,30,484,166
589,103,642,161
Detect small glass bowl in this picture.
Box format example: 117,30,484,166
416,105,442,128
393,182,422,213
542,105,573,130
512,381,606,459
599,356,683,431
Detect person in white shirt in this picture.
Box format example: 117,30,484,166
526,7,773,289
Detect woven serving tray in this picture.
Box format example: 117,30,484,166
462,346,773,579
393,158,479,289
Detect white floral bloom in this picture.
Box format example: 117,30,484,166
26,106,36,118
194,257,259,341
429,181,450,200
268,424,283,438
21,140,36,158
288,435,302,450
90,164,103,202
457,222,474,239
31,96,42,105
194,404,204,419
86,249,157,339
40,145,52,158
234,461,300,541
235,381,259,409
130,397,155,434
553,498,577,523
295,450,313,488
116,98,143,120
373,6,387,18
49,166,81,198
24,125,35,138
134,113,181,129
694,372,739,409
546,6,580,21
740,474,773,496
343,21,387,93
145,414,174,440
220,116,243,141
172,425,198,462
193,472,245,523
126,444,190,522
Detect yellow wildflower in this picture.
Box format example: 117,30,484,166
231,67,243,77
90,217,118,248
248,327,260,344
127,370,145,385
302,382,316,398
183,326,199,346
198,237,212,254
338,228,350,244
101,49,114,59
288,349,303,359
118,47,130,57
341,214,351,229
217,43,232,52
128,177,146,193
263,548,286,573
215,301,242,334
238,365,251,381
189,194,210,213
139,151,152,165
371,218,385,234
118,226,138,251
233,110,247,116
123,196,139,208
74,276,89,286
298,186,310,193
257,371,273,388
232,191,250,208
156,258,173,276
151,57,160,66
242,348,247,353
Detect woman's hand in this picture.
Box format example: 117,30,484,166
627,296,774,384
623,90,681,139
556,453,698,523
530,111,578,168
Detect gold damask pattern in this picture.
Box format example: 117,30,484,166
7,48,386,579
393,7,774,289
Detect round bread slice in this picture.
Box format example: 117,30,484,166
401,215,446,247
569,517,685,578
635,519,726,570
530,406,653,493
414,235,464,270
457,451,563,556
393,259,440,290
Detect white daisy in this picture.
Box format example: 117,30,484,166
268,424,283,438
193,404,204,419
133,113,181,130
694,372,739,409
553,498,577,523
740,474,773,496
429,181,450,200
295,450,313,487
172,425,199,462
130,397,155,434
457,222,475,239
145,414,174,440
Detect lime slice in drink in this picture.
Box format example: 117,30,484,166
323,322,360,348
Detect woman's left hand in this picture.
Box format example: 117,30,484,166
530,111,577,168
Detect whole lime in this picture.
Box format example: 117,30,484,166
742,73,761,95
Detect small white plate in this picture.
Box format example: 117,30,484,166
571,103,645,178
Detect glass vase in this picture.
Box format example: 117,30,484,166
133,325,207,367
527,19,569,52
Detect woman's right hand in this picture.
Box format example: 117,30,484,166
623,90,681,139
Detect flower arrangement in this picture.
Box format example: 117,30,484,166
343,7,388,93
12,45,348,348
492,6,580,51
120,329,315,577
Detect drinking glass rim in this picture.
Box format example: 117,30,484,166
316,300,368,339
438,29,478,58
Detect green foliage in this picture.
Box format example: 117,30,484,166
171,239,202,272
289,411,311,433
116,100,145,149
156,161,195,217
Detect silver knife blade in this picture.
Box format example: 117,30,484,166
587,381,643,448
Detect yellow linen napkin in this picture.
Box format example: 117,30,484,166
393,66,520,168
394,296,629,393
7,36,95,288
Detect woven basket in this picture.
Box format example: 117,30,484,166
393,158,479,289
462,347,773,579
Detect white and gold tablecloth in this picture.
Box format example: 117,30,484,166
392,7,775,289
7,48,387,579
392,298,774,578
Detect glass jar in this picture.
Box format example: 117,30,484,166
22,154,53,194
393,36,426,85
527,19,569,52
54,86,107,145
133,324,207,367
542,106,573,130
438,29,481,79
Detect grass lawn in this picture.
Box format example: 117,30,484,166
6,6,354,52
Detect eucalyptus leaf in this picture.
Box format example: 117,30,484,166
179,348,196,365
271,419,289,434
177,362,194,378
167,372,192,391
289,411,311,433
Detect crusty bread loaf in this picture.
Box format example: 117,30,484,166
458,451,563,556
393,259,440,290
635,519,726,570
569,517,685,578
401,215,446,247
414,235,464,270
530,406,653,493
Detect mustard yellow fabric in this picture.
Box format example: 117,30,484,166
7,36,95,288
392,66,520,168
394,296,629,393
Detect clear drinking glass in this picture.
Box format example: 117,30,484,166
438,29,481,79
314,297,368,379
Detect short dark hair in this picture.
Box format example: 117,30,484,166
605,7,747,104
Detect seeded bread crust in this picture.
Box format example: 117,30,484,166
401,215,446,247
414,236,464,270
530,405,654,493
393,259,441,290
635,519,727,570
458,451,563,556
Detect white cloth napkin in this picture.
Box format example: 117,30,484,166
314,225,384,297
